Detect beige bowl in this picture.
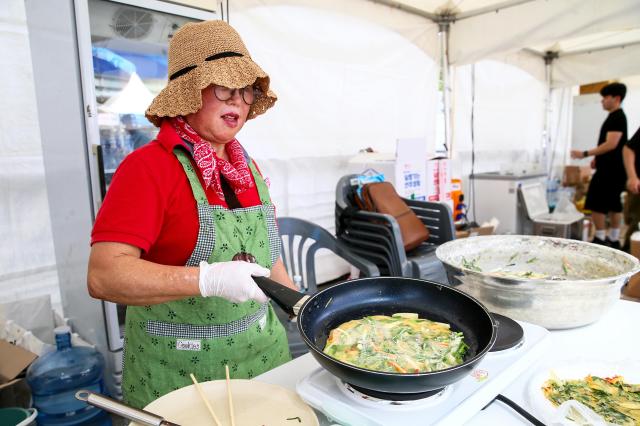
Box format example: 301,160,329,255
130,379,318,426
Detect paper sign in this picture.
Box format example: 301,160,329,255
395,138,428,200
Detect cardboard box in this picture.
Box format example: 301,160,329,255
563,166,581,186
563,165,592,186
623,273,640,300
0,339,38,392
455,225,495,239
631,237,640,260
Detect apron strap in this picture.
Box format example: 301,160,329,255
174,148,208,204
247,160,272,205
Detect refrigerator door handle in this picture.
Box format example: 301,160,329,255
94,143,107,200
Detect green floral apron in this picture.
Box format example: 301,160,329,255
122,148,291,409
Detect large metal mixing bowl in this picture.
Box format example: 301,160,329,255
436,235,639,329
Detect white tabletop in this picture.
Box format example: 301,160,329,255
256,299,640,425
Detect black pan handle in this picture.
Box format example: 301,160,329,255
253,276,309,317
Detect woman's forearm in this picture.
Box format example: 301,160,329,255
270,258,297,290
87,242,200,305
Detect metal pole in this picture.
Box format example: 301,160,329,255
439,20,452,155
543,51,558,176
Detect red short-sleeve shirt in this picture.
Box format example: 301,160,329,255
91,121,264,266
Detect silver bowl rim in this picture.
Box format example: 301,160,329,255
435,234,640,286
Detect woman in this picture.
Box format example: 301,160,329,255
87,20,294,408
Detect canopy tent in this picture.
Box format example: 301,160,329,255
228,0,640,181
3,0,640,301
365,0,640,86
360,0,640,177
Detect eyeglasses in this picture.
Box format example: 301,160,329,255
213,85,261,105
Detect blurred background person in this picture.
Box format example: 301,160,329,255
572,82,628,249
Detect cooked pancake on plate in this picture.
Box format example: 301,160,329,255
543,374,640,425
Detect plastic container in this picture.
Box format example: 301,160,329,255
293,274,303,291
0,407,37,426
546,177,561,210
26,326,111,426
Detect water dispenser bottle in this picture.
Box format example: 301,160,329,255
26,326,111,426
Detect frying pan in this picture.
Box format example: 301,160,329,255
254,276,497,395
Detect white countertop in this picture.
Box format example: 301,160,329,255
256,299,640,425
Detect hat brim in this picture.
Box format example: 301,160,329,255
145,56,277,127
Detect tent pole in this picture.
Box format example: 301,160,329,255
439,19,453,156
543,51,558,177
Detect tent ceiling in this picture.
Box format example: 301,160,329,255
528,29,640,57
367,0,640,85
377,0,534,19
235,0,640,86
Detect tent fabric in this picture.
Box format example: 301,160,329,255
0,0,57,282
231,1,440,159
447,0,640,70
232,0,441,58
450,60,550,191
99,72,154,114
553,43,640,88
377,0,640,87
230,1,440,281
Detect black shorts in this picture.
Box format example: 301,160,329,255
585,171,625,213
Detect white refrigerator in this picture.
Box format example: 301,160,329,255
469,171,547,234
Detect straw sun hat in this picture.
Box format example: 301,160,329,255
145,20,276,127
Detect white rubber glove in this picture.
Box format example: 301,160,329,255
198,261,270,303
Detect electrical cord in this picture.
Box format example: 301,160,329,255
493,394,546,426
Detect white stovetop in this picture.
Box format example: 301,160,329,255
256,299,640,425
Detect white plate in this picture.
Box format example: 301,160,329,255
131,379,319,426
526,360,640,425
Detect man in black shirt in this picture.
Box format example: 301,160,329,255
623,126,640,252
571,82,627,248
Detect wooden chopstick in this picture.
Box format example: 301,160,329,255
225,365,236,426
189,373,222,426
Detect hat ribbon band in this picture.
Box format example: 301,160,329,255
169,51,244,81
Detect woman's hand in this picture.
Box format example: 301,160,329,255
199,261,270,302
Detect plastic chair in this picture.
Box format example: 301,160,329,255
335,174,454,283
275,216,380,357
277,216,380,292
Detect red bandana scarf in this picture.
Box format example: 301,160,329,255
170,117,254,200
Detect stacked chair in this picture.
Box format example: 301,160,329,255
275,216,380,358
335,174,455,283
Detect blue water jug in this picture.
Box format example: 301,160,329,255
26,326,111,425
